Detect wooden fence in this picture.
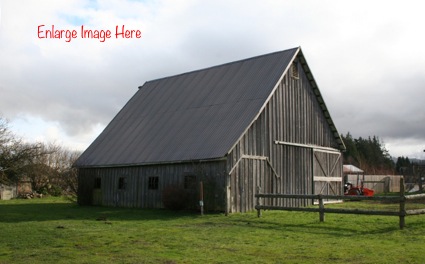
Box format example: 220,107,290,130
255,178,425,229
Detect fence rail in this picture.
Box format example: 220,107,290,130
255,178,425,229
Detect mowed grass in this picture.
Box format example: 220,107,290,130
0,197,424,264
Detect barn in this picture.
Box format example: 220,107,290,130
75,47,346,213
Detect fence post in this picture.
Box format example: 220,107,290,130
256,186,262,218
318,195,325,222
199,181,204,216
399,177,406,230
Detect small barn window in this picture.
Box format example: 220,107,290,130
118,177,127,190
291,62,299,79
148,176,159,190
184,175,197,189
94,177,101,189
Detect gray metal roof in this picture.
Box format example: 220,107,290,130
75,47,342,168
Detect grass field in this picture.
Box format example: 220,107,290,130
0,197,424,264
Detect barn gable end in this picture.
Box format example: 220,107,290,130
226,51,344,213
75,47,345,212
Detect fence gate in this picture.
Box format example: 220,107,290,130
313,149,343,202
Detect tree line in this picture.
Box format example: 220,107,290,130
0,117,79,197
341,132,395,174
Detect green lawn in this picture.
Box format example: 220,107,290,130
0,197,424,263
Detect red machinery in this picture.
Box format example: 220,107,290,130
344,182,374,196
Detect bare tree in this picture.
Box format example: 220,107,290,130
26,142,81,196
0,116,81,197
1,117,47,185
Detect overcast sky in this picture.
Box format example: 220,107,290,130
0,0,424,159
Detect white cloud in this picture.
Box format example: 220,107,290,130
0,0,424,158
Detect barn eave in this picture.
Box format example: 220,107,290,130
75,156,228,169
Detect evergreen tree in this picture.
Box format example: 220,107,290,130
341,133,395,174
395,156,411,174
341,132,360,166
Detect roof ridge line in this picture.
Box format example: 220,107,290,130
142,47,300,85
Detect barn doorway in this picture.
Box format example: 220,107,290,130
274,141,343,199
92,177,102,205
312,149,343,202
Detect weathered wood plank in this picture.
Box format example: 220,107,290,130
406,209,425,215
405,193,425,200
255,205,399,216
313,176,342,182
255,193,401,202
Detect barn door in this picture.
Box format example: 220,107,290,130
227,156,275,213
313,149,342,201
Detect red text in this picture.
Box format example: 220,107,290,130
115,25,142,39
81,25,112,42
38,25,78,43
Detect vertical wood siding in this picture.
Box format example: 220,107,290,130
227,59,342,212
78,161,227,210
228,157,275,213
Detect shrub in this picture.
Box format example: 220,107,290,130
162,185,189,210
49,185,63,197
38,186,49,195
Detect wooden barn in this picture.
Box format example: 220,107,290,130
75,47,346,213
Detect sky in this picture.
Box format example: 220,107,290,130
0,0,424,160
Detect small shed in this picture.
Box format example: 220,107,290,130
0,184,16,200
343,164,364,186
75,47,346,213
0,177,32,200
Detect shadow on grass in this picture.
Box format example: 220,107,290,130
227,215,425,238
232,217,403,236
1,199,423,236
0,202,199,223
